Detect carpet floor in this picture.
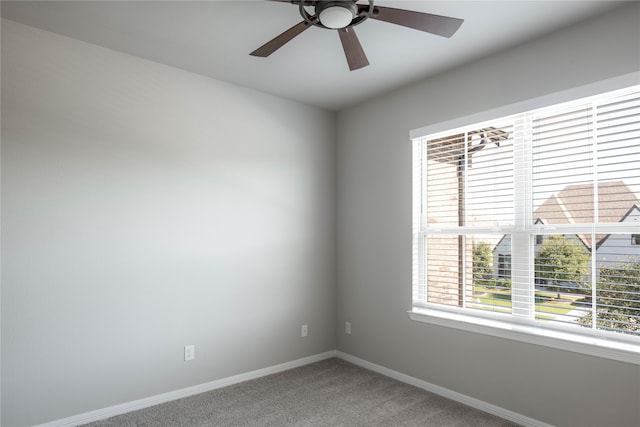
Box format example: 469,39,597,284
82,357,520,427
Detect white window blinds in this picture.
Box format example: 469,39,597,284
413,85,640,340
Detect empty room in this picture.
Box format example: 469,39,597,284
1,1,639,426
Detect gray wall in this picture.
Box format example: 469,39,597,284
336,3,640,427
1,19,336,427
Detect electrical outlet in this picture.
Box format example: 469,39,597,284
184,344,195,361
345,321,351,335
301,324,308,337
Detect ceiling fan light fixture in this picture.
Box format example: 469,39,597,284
318,3,356,29
252,1,464,71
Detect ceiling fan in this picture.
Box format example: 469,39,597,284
250,0,464,71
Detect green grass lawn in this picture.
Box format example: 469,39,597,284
471,287,584,320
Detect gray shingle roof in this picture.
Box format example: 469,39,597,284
534,181,640,248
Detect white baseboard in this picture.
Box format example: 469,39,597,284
34,351,337,427
336,351,552,427
35,350,549,427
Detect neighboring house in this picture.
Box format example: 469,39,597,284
493,181,640,280
597,203,640,265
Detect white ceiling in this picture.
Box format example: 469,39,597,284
1,1,624,111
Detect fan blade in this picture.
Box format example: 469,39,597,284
370,6,463,38
338,27,369,71
250,20,312,57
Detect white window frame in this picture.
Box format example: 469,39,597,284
409,76,640,365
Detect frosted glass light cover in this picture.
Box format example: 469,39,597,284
319,7,353,29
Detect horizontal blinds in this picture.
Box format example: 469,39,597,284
530,88,640,335
424,133,464,228
594,89,640,335
533,234,592,327
597,89,640,223
413,84,640,339
416,125,515,312
465,126,515,228
531,103,595,330
595,245,640,335
532,105,594,224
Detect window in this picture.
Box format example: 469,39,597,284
497,254,511,279
412,85,640,359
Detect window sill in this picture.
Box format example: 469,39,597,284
408,307,640,365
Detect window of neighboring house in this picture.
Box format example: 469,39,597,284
411,84,640,362
497,254,511,279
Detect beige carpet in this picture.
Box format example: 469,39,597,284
83,358,520,426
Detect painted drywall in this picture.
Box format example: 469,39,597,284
1,19,336,426
336,3,640,427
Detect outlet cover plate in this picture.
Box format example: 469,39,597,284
184,344,195,361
